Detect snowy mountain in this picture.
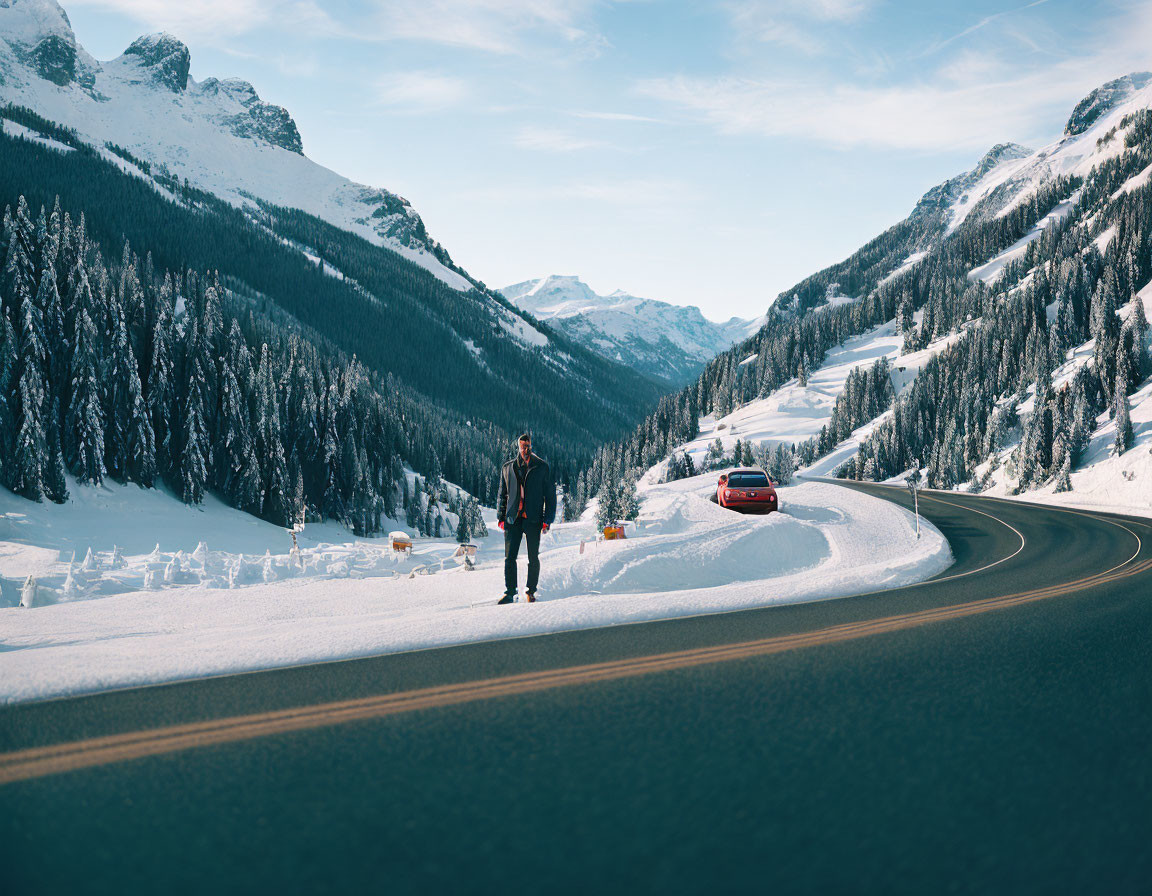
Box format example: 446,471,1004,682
0,0,671,522
0,0,476,287
501,275,760,386
580,73,1152,520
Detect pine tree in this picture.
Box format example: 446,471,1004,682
596,474,620,528
469,496,488,538
66,308,105,484
43,397,68,503
618,470,640,521
34,268,65,418
107,307,156,486
146,277,175,476
180,374,209,505
1114,381,1134,455
12,288,47,500
254,344,289,524
12,362,46,500
1053,453,1072,493
0,315,16,488
3,197,37,316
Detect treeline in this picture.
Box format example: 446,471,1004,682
843,113,1152,487
0,106,665,491
0,193,492,537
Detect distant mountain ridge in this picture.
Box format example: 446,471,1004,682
501,275,761,386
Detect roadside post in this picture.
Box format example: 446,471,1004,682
906,470,921,539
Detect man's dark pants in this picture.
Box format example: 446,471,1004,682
504,517,543,597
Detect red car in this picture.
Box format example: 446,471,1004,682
714,468,779,514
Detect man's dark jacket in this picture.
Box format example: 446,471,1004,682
497,453,557,526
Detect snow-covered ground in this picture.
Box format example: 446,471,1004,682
657,318,960,480
963,288,1152,517
0,473,950,703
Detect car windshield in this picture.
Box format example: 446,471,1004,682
727,472,769,487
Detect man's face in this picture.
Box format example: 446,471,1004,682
519,439,531,460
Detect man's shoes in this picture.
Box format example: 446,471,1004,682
497,594,514,605
525,592,537,603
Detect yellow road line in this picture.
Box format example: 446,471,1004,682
2,546,1148,787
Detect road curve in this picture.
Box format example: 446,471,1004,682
1,486,1150,895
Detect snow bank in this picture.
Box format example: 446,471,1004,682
0,477,950,703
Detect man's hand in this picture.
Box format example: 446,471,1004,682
541,523,550,534
498,520,505,531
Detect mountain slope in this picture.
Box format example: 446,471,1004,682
0,0,468,287
501,275,759,386
572,73,1152,519
0,0,669,489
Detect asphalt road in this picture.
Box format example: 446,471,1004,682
1,485,1150,895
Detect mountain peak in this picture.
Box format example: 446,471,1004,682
0,0,84,87
972,142,1033,179
913,141,1032,219
1065,72,1152,136
500,275,754,386
122,32,190,92
198,76,304,154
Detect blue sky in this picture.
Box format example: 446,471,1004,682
61,0,1152,320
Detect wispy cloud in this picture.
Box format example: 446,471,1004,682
512,126,606,151
640,0,1152,152
635,60,1137,152
68,0,610,57
376,71,471,108
917,0,1053,58
571,110,666,123
67,0,340,43
368,0,606,55
722,0,877,53
459,177,702,205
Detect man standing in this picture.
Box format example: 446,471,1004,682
496,433,556,604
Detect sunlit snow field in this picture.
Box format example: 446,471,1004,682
0,473,950,703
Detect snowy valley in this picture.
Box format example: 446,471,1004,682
1,0,1151,708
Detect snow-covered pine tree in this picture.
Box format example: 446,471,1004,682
43,396,68,503
469,496,488,538
0,314,16,488
1053,453,1073,493
3,198,37,314
254,344,290,525
595,474,619,529
146,276,175,475
321,382,346,523
108,306,156,486
66,307,105,484
12,283,48,500
180,374,209,505
619,470,640,522
1114,379,1134,456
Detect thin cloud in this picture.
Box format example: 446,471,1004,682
917,0,1053,58
513,126,606,152
369,0,606,55
66,0,340,43
570,110,666,123
640,0,1152,152
635,59,1144,152
723,0,877,53
458,178,703,205
376,71,471,108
